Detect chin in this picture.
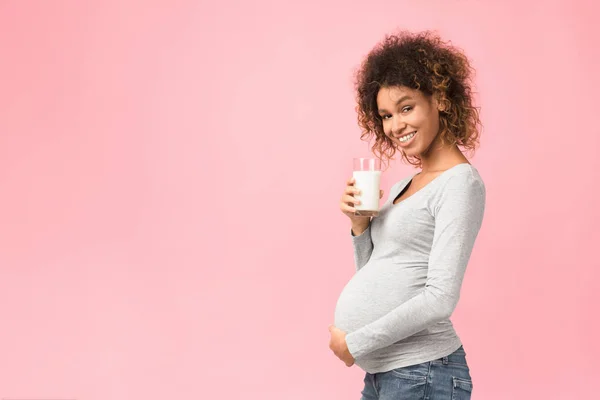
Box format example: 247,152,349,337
402,146,422,158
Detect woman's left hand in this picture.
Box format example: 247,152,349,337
328,325,355,367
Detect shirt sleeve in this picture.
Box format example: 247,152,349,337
350,180,405,272
345,173,486,359
351,224,373,271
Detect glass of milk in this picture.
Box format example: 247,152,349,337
353,157,382,217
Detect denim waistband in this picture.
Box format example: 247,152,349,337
431,345,468,366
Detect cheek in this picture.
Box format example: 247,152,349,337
425,115,440,138
407,112,423,127
414,112,436,136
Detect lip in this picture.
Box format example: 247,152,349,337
396,131,417,147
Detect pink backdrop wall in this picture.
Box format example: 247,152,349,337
0,0,598,399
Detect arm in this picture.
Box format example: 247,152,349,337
351,222,373,271
350,180,402,271
345,175,486,359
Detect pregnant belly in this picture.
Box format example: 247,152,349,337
333,260,427,333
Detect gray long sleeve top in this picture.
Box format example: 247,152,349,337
333,163,486,373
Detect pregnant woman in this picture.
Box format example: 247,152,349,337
329,31,486,399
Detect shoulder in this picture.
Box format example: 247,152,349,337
432,164,486,212
443,164,485,193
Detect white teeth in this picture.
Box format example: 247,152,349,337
399,132,416,142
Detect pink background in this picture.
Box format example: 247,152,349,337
0,0,598,399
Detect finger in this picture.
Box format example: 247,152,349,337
346,177,355,186
342,195,360,205
340,201,356,213
345,186,360,195
379,189,384,199
340,202,354,210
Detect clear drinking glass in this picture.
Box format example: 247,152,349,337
353,157,382,217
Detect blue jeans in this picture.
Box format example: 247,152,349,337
360,346,473,400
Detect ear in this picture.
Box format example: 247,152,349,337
435,99,448,112
433,94,447,112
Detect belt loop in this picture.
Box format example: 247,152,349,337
442,356,449,365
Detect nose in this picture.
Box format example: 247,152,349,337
390,116,405,135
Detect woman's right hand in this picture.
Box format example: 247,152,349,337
339,177,384,221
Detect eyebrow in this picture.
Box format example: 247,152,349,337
378,95,412,114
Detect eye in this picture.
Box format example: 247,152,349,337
381,114,392,120
401,106,413,113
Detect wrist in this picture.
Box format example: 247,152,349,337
351,219,370,236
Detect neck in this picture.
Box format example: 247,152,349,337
419,137,468,173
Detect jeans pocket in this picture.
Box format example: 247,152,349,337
388,363,428,382
383,368,427,399
451,376,473,400
389,369,427,381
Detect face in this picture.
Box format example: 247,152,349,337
377,86,441,158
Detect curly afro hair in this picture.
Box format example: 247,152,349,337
355,30,481,168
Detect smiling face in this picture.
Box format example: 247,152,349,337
377,86,441,159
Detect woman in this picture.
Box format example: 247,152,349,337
328,30,486,399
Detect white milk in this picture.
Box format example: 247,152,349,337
352,170,381,212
